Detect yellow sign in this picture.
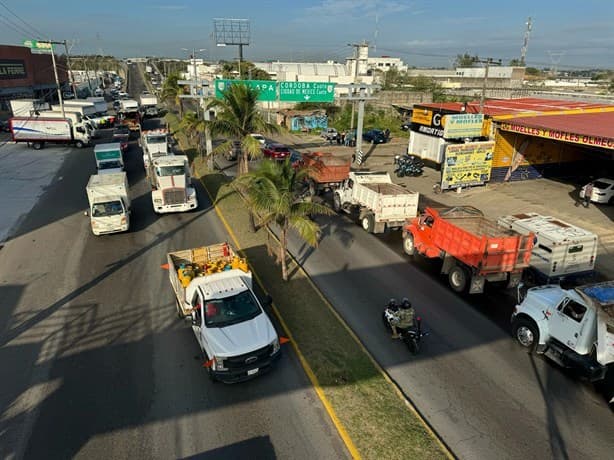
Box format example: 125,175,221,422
411,108,433,126
499,122,614,150
441,141,494,190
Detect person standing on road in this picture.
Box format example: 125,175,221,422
341,131,346,146
583,182,594,208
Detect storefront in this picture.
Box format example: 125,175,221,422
491,111,614,182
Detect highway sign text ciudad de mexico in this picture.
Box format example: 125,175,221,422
279,81,335,102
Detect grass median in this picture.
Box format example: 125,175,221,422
166,113,449,460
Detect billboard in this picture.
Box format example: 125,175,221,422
499,121,614,150
440,141,494,190
443,114,484,139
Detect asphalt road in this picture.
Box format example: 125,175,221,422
0,110,348,458
279,210,614,459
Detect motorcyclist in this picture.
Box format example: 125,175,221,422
390,297,416,339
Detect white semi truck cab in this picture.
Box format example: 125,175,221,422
512,281,614,382
150,155,198,213
140,129,170,170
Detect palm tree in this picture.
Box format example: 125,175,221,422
180,111,203,155
161,72,184,117
206,83,279,175
234,158,334,281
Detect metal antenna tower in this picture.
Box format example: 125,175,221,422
520,17,532,66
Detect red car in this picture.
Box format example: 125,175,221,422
262,142,290,160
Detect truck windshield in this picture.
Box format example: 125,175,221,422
157,165,185,176
98,161,122,170
204,290,262,327
92,201,124,217
146,135,166,144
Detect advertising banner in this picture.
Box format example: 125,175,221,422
499,121,614,150
443,113,484,139
440,141,494,190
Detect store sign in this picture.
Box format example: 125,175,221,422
499,122,614,150
440,141,494,190
443,114,484,139
411,108,446,137
0,59,27,80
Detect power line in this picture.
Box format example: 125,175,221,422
0,0,46,39
0,14,35,39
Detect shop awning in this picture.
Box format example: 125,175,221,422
496,112,614,150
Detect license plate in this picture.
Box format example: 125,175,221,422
247,368,259,376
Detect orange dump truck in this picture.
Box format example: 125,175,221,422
300,151,351,195
402,206,534,294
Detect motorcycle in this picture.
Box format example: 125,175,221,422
394,154,424,177
382,306,428,354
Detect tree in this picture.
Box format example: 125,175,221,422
205,83,279,175
219,60,271,80
509,59,523,66
161,72,185,117
180,111,204,156
233,158,334,281
455,53,478,67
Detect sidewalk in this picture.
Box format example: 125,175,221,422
282,132,614,280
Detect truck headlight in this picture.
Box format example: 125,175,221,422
153,198,162,204
213,356,227,371
271,338,280,355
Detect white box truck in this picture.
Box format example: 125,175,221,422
168,242,281,383
86,97,109,115
94,143,124,174
139,94,159,118
86,172,131,235
9,116,91,149
512,281,614,388
333,171,420,233
498,213,598,284
9,98,50,117
39,109,97,139
149,155,198,213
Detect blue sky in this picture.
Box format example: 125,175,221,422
1,0,613,69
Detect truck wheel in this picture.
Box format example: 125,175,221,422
361,213,375,233
332,194,341,212
75,140,84,149
32,142,43,150
449,265,469,292
403,233,415,256
512,318,539,352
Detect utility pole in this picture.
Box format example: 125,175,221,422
63,40,78,98
520,17,532,66
475,57,501,113
348,43,362,130
341,82,378,165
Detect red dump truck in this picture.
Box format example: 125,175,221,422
299,151,351,195
402,206,534,294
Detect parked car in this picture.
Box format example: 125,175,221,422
262,142,290,160
580,178,614,204
363,129,387,144
250,133,266,145
400,120,411,131
321,128,338,140
225,140,242,161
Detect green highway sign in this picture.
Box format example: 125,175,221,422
279,81,335,102
214,79,277,102
23,39,53,53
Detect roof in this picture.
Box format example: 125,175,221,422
199,275,248,299
416,97,614,117
94,142,122,150
497,111,614,141
502,213,596,243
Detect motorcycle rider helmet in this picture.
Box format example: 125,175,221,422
388,298,397,308
401,298,412,309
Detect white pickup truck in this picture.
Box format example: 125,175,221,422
168,243,281,383
512,281,614,386
333,171,419,233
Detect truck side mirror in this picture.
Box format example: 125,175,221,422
84,210,89,217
